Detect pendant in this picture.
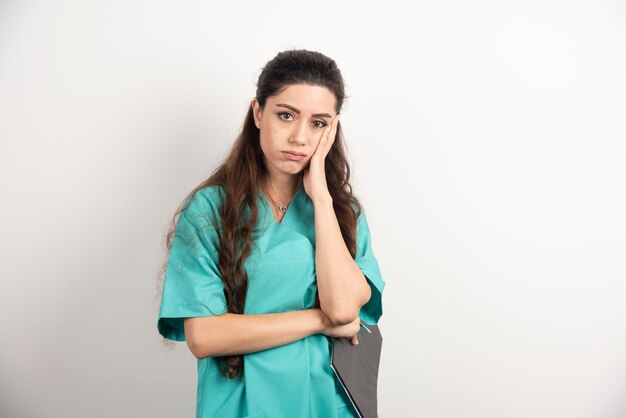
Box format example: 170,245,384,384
279,205,288,213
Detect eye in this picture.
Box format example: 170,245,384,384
277,112,327,128
277,112,293,121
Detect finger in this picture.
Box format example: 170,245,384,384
319,115,339,155
318,123,330,147
332,114,340,135
327,115,340,149
321,115,338,141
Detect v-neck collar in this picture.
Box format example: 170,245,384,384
258,182,305,226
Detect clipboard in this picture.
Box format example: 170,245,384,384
330,321,383,418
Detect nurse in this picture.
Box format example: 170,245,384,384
157,49,385,418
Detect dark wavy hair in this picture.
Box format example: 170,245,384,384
156,48,364,379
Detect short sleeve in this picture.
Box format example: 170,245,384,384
157,188,228,342
354,210,386,325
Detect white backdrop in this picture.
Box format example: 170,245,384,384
1,1,625,417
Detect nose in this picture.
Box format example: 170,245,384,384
288,120,308,145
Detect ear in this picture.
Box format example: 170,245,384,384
251,98,262,127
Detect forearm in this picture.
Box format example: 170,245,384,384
313,194,371,325
184,309,326,359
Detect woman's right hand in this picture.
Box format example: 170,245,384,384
316,309,362,343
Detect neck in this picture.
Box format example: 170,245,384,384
262,173,302,202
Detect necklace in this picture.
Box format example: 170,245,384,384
269,198,288,213
263,180,296,216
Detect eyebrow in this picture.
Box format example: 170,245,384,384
275,103,333,119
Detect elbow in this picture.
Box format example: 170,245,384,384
186,333,213,359
186,340,203,359
325,283,371,326
184,317,217,359
187,339,213,359
326,308,360,326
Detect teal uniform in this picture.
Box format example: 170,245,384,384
158,183,385,418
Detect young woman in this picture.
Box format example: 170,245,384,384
157,49,385,418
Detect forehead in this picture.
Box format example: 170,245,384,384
267,84,336,115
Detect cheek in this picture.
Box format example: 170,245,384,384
259,132,279,158
260,127,282,148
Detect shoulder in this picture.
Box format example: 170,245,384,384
178,185,226,234
195,184,226,203
182,184,225,214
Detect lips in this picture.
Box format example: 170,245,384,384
281,151,306,161
283,151,306,156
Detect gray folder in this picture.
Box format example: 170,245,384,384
330,321,383,418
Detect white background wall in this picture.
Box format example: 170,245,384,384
1,1,625,417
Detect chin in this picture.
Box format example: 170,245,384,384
281,167,303,175
275,162,302,174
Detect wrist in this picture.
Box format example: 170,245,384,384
311,192,333,208
310,308,329,334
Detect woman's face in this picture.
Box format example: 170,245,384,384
252,83,337,178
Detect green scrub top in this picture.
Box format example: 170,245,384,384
158,183,385,418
